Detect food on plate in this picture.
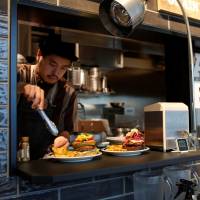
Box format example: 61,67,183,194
122,128,144,150
104,129,144,152
50,133,100,158
52,136,69,156
106,144,127,151
52,145,68,156
52,146,100,158
72,133,96,151
54,136,69,148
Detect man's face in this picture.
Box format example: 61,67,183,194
38,55,71,84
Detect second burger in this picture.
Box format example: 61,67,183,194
72,133,96,151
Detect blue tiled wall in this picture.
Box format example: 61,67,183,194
0,1,8,181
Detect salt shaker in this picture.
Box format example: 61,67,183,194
18,136,30,162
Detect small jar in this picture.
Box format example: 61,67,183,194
18,136,30,162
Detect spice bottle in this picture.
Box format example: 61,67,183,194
18,136,30,162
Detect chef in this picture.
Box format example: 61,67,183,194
17,35,77,160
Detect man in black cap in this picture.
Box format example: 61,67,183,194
17,35,78,160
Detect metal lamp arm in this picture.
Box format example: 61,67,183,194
176,0,196,131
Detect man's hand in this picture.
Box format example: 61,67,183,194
59,131,70,140
23,84,45,109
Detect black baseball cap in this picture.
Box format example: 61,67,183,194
39,35,78,62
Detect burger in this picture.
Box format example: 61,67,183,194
122,128,144,151
72,133,96,151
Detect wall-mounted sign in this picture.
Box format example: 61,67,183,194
157,0,200,21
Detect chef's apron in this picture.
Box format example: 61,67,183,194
17,96,56,160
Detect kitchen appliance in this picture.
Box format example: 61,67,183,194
144,102,189,152
103,106,124,127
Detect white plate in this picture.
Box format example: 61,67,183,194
106,136,125,144
97,142,110,148
101,147,150,156
44,152,102,162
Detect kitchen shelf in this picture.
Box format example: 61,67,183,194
77,91,115,97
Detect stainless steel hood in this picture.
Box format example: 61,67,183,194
61,28,164,68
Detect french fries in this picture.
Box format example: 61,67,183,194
106,145,127,152
52,146,100,158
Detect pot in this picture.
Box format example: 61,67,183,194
88,76,102,92
88,67,102,92
67,67,89,90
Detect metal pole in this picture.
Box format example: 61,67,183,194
9,0,18,174
176,0,196,131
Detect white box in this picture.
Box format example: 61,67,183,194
144,102,189,152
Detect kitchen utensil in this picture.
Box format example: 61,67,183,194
102,76,109,93
67,65,89,90
37,109,59,136
89,67,101,77
88,76,102,92
71,66,82,87
88,67,102,92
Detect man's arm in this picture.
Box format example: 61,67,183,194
17,64,45,109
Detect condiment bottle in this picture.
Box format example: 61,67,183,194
18,136,30,162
